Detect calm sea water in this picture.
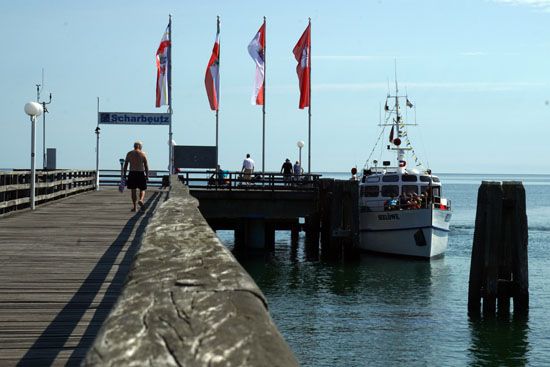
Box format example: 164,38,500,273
217,173,550,366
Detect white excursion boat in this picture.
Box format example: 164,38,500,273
358,80,452,259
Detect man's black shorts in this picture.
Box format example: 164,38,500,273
126,171,147,190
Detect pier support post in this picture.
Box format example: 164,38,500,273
265,222,275,251
245,219,266,249
468,181,529,318
503,182,529,316
290,222,300,244
305,213,320,255
318,179,359,262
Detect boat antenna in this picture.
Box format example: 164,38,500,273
394,58,398,94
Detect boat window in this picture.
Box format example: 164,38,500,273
402,185,419,195
382,175,399,182
366,176,380,183
365,186,379,197
432,177,441,183
432,187,441,196
420,176,431,182
402,175,418,182
381,185,399,197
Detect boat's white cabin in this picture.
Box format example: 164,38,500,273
360,171,441,197
359,169,446,210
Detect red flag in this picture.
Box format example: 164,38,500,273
205,21,220,111
293,22,311,109
156,24,170,108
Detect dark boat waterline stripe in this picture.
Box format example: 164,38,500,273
360,225,450,233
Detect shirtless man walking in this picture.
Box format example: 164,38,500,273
123,141,149,211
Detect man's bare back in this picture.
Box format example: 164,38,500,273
125,150,148,172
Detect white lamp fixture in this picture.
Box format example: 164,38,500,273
24,102,44,210
24,102,43,117
296,140,305,167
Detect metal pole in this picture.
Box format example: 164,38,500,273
299,147,302,167
42,102,46,169
216,110,219,166
262,16,266,173
40,93,52,170
95,97,100,190
168,14,173,175
95,129,100,190
30,116,36,210
216,16,220,167
307,18,312,174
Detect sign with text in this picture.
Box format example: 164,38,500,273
98,112,171,126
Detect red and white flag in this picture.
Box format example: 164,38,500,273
293,22,311,109
156,24,170,108
205,23,220,111
247,22,266,105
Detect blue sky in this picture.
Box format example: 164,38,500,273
1,0,550,173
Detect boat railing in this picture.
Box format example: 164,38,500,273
362,196,451,212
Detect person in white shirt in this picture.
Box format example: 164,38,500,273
241,153,255,183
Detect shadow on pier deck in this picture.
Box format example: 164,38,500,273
0,188,163,366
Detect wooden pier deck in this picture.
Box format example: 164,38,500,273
0,188,164,366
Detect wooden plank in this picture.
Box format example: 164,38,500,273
0,187,164,366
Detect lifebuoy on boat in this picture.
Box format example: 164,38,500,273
399,160,406,167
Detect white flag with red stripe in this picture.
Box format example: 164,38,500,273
293,22,311,109
156,25,170,107
205,27,220,110
247,22,265,105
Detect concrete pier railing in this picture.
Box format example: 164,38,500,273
84,176,298,366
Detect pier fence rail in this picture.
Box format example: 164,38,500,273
99,169,168,188
178,170,322,192
99,169,322,192
0,169,96,216
84,175,298,366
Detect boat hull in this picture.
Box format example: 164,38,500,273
359,208,451,258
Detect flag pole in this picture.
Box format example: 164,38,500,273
168,14,173,176
262,16,266,173
307,17,312,174
216,15,220,167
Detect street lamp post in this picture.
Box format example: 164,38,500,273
24,102,44,210
297,140,305,169
94,127,101,190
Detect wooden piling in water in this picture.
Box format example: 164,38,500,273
468,181,529,318
318,179,360,261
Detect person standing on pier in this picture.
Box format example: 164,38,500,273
241,153,255,184
281,158,293,185
123,141,149,211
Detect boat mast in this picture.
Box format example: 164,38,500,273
394,62,405,165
